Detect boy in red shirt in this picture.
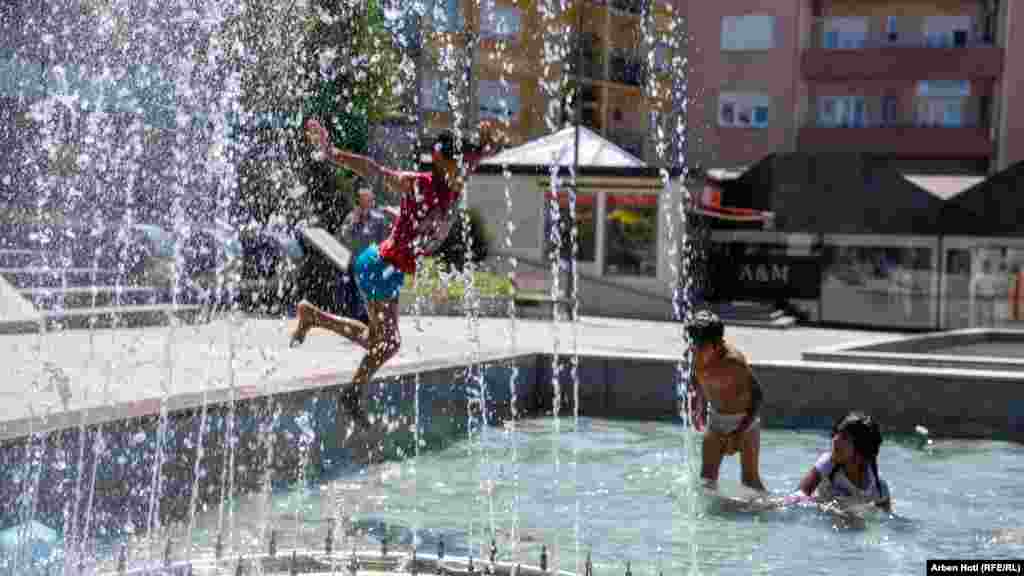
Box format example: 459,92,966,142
291,118,504,415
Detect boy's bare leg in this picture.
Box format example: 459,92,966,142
701,431,726,490
739,427,766,492
291,299,369,350
335,299,401,439
351,299,402,388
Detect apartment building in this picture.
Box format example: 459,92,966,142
415,0,677,163
682,0,1024,175
415,0,1023,176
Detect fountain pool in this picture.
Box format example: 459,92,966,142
75,416,1024,575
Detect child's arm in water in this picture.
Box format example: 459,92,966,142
798,463,823,497
305,118,415,199
875,479,892,512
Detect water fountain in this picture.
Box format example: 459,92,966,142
2,0,705,572
7,0,1024,575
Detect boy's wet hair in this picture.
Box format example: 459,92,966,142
686,309,724,346
833,411,883,458
433,128,481,160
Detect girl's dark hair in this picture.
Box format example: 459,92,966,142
830,411,884,490
686,309,724,346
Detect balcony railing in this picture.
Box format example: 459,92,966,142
807,95,992,130
802,20,1004,80
810,17,996,50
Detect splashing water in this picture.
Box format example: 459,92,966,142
642,3,701,574
485,0,523,565
538,0,575,570
7,0,318,570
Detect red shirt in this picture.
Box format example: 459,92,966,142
378,172,460,275
379,153,485,274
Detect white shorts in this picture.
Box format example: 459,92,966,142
707,406,761,435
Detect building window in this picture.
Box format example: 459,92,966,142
721,15,775,51
924,15,972,47
916,98,964,127
718,92,770,128
480,3,521,39
917,80,970,98
605,194,658,277
886,16,899,43
477,79,520,120
818,96,866,127
915,81,969,126
882,95,898,126
421,70,450,111
822,17,867,49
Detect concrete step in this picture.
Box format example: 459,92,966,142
0,267,123,289
18,286,166,309
708,301,797,329
710,301,785,320
0,303,207,334
724,314,799,329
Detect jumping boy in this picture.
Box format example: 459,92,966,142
687,309,766,492
290,118,504,417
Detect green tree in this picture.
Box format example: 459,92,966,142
299,0,408,232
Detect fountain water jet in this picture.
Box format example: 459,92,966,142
644,5,702,574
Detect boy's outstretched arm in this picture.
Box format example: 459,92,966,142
305,118,415,199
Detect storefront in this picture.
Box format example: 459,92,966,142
704,154,1024,330
470,127,674,298
470,126,772,312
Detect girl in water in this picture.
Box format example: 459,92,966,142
794,411,892,512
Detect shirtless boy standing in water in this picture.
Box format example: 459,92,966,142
687,309,766,492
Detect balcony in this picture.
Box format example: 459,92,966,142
802,18,1003,80
799,96,994,158
799,126,992,158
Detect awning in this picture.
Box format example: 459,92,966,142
901,174,985,201
482,126,646,168
545,190,775,221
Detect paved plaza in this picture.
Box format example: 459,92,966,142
0,314,899,440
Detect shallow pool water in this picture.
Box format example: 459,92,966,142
182,417,1024,576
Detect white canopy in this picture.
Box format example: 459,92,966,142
481,126,646,168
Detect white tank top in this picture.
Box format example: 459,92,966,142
814,452,890,502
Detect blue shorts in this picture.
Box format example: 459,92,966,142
355,244,405,301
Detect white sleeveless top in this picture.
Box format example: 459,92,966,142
814,452,890,502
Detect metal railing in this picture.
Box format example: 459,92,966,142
805,118,989,129
804,96,992,130
809,17,997,50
